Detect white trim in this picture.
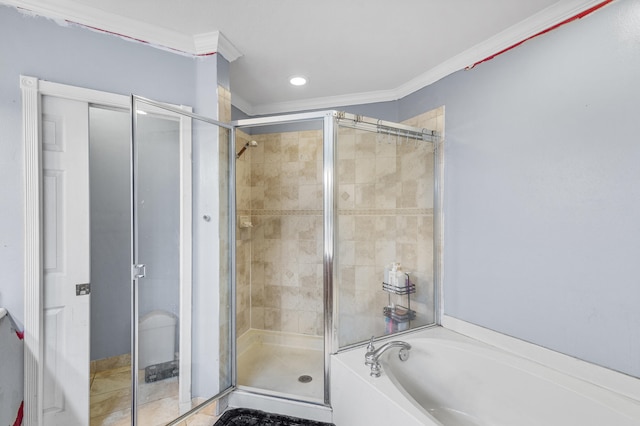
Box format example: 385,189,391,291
236,0,610,115
238,88,400,116
5,1,244,58
21,75,42,426
229,94,254,118
392,0,608,100
442,315,640,402
7,0,608,115
38,79,129,108
215,31,243,61
5,0,196,54
192,32,218,56
22,77,195,424
194,31,243,60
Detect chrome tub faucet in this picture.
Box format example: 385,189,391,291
364,336,411,377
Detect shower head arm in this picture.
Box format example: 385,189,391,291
236,140,258,159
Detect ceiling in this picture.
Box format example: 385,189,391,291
6,0,602,115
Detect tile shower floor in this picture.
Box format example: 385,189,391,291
237,342,324,402
90,365,219,426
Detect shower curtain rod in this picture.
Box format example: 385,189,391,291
336,112,439,142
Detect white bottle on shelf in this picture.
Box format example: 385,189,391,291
394,263,403,289
390,262,397,287
384,264,392,285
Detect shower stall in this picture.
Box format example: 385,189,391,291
110,99,442,422
28,77,440,425
232,109,443,407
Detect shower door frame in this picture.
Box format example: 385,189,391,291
233,110,338,406
20,78,205,425
130,95,238,425
233,110,443,407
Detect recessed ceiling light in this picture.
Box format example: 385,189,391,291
289,76,307,86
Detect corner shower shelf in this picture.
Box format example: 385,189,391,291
382,276,416,324
382,281,416,295
383,305,416,322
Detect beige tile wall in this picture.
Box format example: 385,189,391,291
236,129,325,337
235,106,443,344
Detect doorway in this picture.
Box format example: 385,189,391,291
24,77,443,424
23,78,235,425
233,120,326,403
87,105,190,424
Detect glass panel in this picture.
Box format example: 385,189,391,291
89,106,132,424
132,97,233,423
235,120,325,403
218,120,233,394
336,123,436,349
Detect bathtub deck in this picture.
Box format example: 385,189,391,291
331,325,640,426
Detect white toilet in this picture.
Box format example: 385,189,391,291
139,310,177,369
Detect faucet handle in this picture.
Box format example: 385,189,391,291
366,336,376,352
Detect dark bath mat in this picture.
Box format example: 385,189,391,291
214,408,335,426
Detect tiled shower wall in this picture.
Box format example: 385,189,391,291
236,107,443,343
337,107,443,346
236,129,325,337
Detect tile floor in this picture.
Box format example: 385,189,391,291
90,365,219,426
91,341,323,425
237,342,324,402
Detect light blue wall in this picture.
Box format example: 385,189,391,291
192,53,231,397
399,0,640,377
232,0,640,378
0,5,204,328
3,0,639,382
0,5,227,396
136,113,182,357
89,110,183,361
89,107,132,360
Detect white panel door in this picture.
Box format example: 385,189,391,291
41,95,90,425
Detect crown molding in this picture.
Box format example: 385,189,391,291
240,88,400,116
5,0,607,115
239,0,609,115
230,93,255,117
216,31,243,61
3,0,243,59
394,0,608,100
4,0,199,54
194,30,243,60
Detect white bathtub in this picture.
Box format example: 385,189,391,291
331,325,640,426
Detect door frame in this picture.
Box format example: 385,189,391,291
20,76,194,425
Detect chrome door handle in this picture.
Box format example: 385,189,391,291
132,264,146,279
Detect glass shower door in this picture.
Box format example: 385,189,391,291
334,115,440,349
131,96,234,424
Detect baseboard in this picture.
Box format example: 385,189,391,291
442,315,640,402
